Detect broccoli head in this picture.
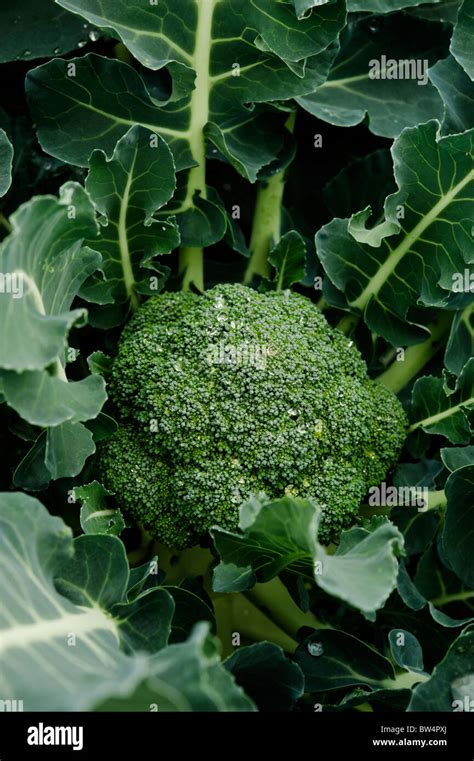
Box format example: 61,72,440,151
98,284,407,547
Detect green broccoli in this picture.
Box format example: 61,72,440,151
98,284,407,547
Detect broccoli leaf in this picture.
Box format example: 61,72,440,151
83,125,179,318
0,0,98,63
0,493,175,710
0,129,13,198
28,0,344,250
451,0,474,80
443,465,474,588
0,183,99,371
93,623,256,712
408,626,474,710
74,481,125,536
429,55,474,135
297,14,446,138
408,361,474,444
268,230,307,290
27,4,343,176
389,629,426,674
225,642,304,711
316,122,474,346
294,629,395,692
212,496,404,615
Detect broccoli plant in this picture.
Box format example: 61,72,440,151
0,0,473,721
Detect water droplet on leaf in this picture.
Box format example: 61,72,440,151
89,30,100,42
308,641,324,657
77,40,87,48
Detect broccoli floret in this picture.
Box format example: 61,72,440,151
98,284,407,547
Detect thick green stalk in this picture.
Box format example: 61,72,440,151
179,0,216,291
243,112,296,285
0,212,12,233
424,489,447,511
246,577,325,638
179,247,205,292
335,312,359,335
376,311,453,393
243,171,286,284
382,670,430,690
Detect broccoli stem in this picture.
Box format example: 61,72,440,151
0,212,12,233
360,488,447,519
376,311,453,393
243,112,296,285
214,591,299,656
179,246,205,292
245,577,325,638
178,0,216,291
335,312,359,335
153,542,322,654
382,670,430,690
424,489,447,511
243,172,286,284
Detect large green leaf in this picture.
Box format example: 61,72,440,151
323,148,396,220
0,129,13,197
414,543,474,625
29,0,345,249
451,0,474,80
443,465,474,588
316,122,474,346
83,125,179,315
294,629,395,692
0,183,110,482
408,360,474,444
297,15,446,139
0,0,98,63
0,493,174,710
0,183,99,371
212,496,404,615
94,623,256,712
429,55,474,135
0,493,250,712
445,305,474,376
225,642,304,711
26,54,195,171
0,371,106,427
408,626,474,710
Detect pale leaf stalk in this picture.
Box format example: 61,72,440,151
244,112,296,285
376,311,453,393
179,0,216,291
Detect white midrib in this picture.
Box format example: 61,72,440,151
11,270,67,380
0,607,118,654
118,149,139,309
350,168,474,311
184,0,216,207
